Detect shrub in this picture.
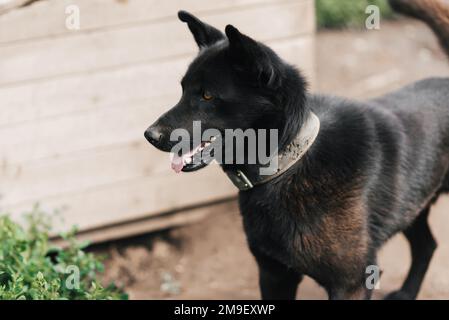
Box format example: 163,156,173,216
0,206,127,300
316,0,395,29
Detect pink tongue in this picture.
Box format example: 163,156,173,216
170,154,184,173
170,145,201,173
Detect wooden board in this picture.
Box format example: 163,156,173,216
0,37,314,165
50,198,238,245
0,0,314,86
0,37,313,208
6,164,236,231
0,0,275,44
0,37,314,127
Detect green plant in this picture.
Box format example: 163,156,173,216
0,206,127,300
316,0,395,29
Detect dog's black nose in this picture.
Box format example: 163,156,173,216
144,125,163,147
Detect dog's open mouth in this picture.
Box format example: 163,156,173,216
170,138,216,173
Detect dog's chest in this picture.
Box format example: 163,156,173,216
241,205,327,274
238,184,368,278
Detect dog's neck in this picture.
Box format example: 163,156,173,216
223,110,320,191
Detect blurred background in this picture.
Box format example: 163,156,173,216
1,0,449,299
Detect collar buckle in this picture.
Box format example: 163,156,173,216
226,170,254,191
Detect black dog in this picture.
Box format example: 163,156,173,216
145,0,449,299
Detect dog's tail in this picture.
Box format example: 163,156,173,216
389,0,449,58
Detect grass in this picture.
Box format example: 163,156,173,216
316,0,395,29
0,205,127,300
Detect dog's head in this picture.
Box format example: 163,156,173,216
145,11,307,172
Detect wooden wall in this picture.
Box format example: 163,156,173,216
0,0,315,241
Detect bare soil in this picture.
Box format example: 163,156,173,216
99,19,449,300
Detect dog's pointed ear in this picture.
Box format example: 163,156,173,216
225,25,278,87
225,24,255,53
178,10,225,48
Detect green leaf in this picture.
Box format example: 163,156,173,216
0,212,127,300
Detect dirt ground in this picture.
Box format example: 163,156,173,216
99,19,449,300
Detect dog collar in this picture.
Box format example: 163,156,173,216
224,112,320,191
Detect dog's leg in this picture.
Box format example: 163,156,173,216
326,253,378,300
385,206,437,300
255,254,302,300
326,268,375,300
328,286,368,300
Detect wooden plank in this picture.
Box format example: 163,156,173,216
0,35,313,203
0,97,159,164
0,57,187,128
50,198,238,245
5,164,236,231
0,37,314,166
0,140,169,206
0,0,276,44
0,36,313,128
0,36,314,207
0,0,314,86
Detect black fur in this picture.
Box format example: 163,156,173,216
145,2,449,299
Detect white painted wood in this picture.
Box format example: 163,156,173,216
5,164,236,232
0,36,314,127
1,140,164,207
0,0,276,44
0,0,314,85
0,58,187,128
50,199,237,245
0,37,314,165
0,37,313,209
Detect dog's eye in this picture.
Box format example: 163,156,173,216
202,91,213,101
